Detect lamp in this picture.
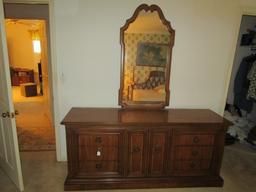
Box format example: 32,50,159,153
31,30,41,53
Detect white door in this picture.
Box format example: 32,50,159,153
0,0,24,191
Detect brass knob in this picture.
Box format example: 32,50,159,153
2,112,10,118
95,163,102,169
191,150,198,156
95,136,102,144
132,146,141,153
153,144,162,153
2,112,7,118
193,136,200,143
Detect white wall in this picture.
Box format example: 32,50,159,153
5,22,37,71
51,0,256,160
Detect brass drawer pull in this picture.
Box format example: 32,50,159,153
95,163,102,169
193,136,200,143
191,150,199,156
95,136,102,144
132,146,141,153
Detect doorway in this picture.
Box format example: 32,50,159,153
5,18,55,151
225,15,256,145
0,2,58,190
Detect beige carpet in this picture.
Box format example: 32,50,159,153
13,86,55,151
15,101,55,151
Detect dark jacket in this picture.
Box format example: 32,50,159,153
234,54,256,112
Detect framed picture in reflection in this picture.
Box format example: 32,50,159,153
136,43,168,67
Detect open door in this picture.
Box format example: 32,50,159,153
0,0,24,191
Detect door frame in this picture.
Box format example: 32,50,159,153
48,0,62,161
3,0,62,161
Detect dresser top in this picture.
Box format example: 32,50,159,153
61,107,230,126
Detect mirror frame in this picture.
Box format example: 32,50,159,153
119,4,175,109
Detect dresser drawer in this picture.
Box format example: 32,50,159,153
79,161,118,173
79,133,119,146
173,159,212,176
79,146,118,161
175,146,213,160
173,134,215,146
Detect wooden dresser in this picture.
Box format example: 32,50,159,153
61,108,230,191
10,68,34,86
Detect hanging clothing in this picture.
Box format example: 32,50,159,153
247,61,256,100
234,54,256,112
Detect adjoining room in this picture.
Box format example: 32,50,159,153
5,19,55,151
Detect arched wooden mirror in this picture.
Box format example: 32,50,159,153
119,4,175,109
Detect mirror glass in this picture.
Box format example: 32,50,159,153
119,4,174,108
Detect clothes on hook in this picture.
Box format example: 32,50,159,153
247,61,256,100
234,54,256,112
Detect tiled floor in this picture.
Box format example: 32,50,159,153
0,142,256,192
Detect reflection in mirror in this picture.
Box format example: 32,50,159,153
119,4,174,108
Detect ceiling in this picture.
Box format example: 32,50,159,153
5,19,44,30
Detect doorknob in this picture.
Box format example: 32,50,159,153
2,112,10,118
1,111,17,118
2,112,7,118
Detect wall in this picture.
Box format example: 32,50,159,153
38,20,52,123
50,0,255,160
4,2,49,18
5,22,37,71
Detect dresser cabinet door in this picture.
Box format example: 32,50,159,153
170,129,218,176
148,129,169,176
127,129,147,177
67,127,124,178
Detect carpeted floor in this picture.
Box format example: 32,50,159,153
13,86,55,151
16,125,55,151
15,101,55,151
